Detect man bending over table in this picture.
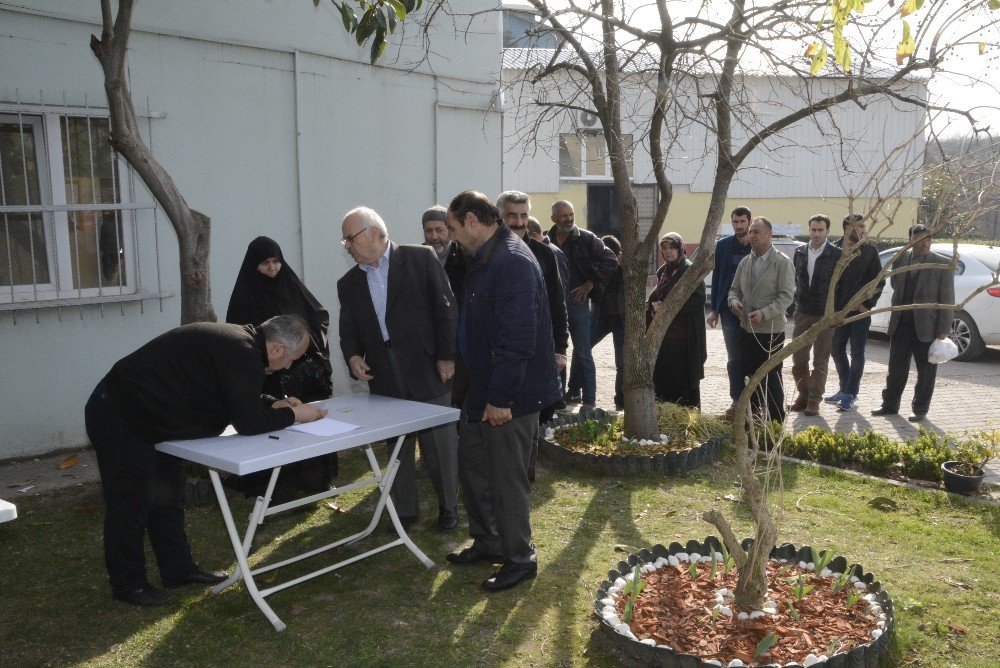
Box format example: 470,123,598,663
85,315,327,607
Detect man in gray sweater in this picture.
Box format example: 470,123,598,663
728,217,796,423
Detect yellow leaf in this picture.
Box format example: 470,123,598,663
58,454,79,470
805,42,818,58
811,44,829,75
901,0,916,17
897,20,916,64
980,42,987,55
990,0,1000,10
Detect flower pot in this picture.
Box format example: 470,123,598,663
594,538,894,668
941,461,985,495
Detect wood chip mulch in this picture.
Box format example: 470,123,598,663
620,560,880,665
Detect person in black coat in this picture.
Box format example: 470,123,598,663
647,233,707,408
85,316,326,606
226,236,336,500
338,206,460,532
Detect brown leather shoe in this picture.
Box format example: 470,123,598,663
788,396,808,412
803,401,821,416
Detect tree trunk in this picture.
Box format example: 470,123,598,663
91,0,216,325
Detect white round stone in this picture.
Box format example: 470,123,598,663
853,581,867,590
716,605,733,617
607,586,620,597
798,560,808,569
749,610,765,620
613,577,626,589
689,552,702,562
676,552,689,562
738,612,750,620
601,605,616,615
727,660,746,667
667,555,680,567
803,654,821,667
614,622,630,635
599,597,614,607
871,629,882,640
640,638,657,646
821,568,833,577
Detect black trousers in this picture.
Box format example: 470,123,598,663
85,380,196,591
882,319,937,415
740,330,786,424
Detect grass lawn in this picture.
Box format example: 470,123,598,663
1,448,998,667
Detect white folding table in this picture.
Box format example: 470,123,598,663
157,393,460,631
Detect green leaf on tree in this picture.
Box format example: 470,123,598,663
810,44,828,75
389,0,407,21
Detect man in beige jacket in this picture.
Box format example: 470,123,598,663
728,217,796,422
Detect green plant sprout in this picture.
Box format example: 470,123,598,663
710,551,718,580
790,575,815,601
688,561,699,580
846,590,863,608
811,546,834,575
787,599,800,621
718,541,735,576
754,631,780,661
621,564,647,623
831,569,852,594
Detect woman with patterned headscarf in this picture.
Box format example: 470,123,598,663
646,232,707,407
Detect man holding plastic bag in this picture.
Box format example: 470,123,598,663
871,225,955,422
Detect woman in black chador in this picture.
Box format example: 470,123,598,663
646,232,708,408
226,236,336,500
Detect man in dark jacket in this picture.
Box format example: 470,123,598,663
826,214,885,411
790,214,842,416
444,190,561,592
547,200,618,408
706,206,754,415
84,315,327,607
338,206,460,532
872,224,954,422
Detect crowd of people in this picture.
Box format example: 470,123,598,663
84,192,955,608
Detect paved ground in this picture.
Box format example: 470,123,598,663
2,326,998,502
587,326,1000,485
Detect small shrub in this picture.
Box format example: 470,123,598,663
852,431,900,475
900,428,954,482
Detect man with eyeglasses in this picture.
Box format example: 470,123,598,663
336,207,460,532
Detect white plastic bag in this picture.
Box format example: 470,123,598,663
928,337,959,364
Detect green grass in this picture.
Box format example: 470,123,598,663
1,449,998,667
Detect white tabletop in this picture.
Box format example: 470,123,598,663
156,393,460,475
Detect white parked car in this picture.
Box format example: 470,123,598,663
869,243,1000,361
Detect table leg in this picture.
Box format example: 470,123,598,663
212,467,281,594
207,469,287,632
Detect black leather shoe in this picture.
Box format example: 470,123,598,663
162,566,229,589
908,413,927,422
437,508,458,532
446,545,503,565
482,561,537,592
871,407,898,417
113,583,172,607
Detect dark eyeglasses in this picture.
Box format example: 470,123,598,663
341,226,370,246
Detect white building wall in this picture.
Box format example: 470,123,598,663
503,68,926,200
0,1,502,458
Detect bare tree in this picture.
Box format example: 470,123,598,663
498,0,1000,610
89,0,425,324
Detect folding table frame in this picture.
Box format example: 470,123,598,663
158,394,460,631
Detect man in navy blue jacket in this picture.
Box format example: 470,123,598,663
443,190,561,592
706,206,753,414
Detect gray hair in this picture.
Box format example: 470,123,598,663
343,206,388,239
496,190,531,214
551,199,574,215
526,216,543,236
260,314,310,351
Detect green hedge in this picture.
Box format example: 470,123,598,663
781,426,992,483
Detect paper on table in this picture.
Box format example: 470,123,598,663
287,418,361,436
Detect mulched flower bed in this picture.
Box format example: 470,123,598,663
595,541,893,667
540,411,726,477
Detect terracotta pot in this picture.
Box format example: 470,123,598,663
941,461,985,495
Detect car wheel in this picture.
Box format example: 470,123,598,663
950,310,986,362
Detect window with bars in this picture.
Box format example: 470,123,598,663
0,103,164,310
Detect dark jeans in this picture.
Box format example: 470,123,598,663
740,330,786,423
882,319,937,415
720,309,744,403
831,315,871,396
566,298,596,404
85,380,196,591
589,317,625,409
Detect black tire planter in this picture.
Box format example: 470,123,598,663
541,410,725,477
593,537,895,668
941,461,985,495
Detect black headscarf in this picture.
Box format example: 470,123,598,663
226,236,329,354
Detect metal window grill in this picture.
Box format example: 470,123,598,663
0,93,170,320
